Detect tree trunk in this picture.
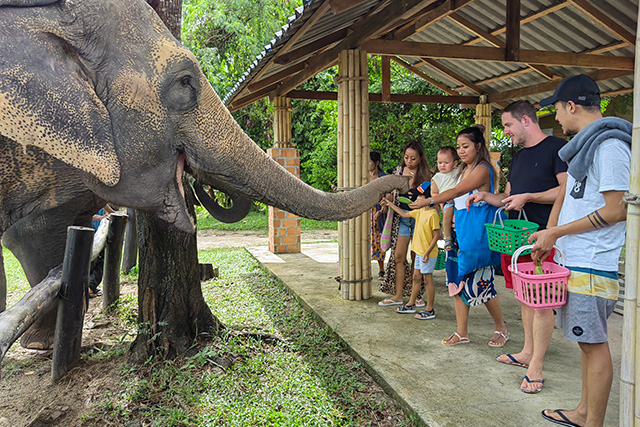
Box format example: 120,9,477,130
130,2,222,362
130,176,222,362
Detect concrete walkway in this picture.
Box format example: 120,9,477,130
245,241,622,427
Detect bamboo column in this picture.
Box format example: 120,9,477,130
336,49,371,300
475,97,500,184
273,97,292,148
620,9,640,425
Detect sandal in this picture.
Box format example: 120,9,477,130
521,375,544,394
415,299,425,308
396,304,416,314
378,298,402,306
414,309,435,320
378,271,384,279
488,330,510,347
442,332,470,346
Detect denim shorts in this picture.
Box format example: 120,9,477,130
398,217,415,237
414,254,437,274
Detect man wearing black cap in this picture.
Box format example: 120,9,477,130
530,74,632,427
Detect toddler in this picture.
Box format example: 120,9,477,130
428,146,459,250
382,197,441,319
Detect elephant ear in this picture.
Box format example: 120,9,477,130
0,8,121,186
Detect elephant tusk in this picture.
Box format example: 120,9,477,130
176,154,185,201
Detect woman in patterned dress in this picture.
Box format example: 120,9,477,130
411,126,509,347
369,152,386,279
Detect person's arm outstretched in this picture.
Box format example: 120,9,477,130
381,198,411,218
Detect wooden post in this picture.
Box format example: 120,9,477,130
51,226,94,383
620,8,640,424
121,208,137,274
0,228,105,369
336,48,371,300
102,213,128,311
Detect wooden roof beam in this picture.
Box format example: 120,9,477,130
229,83,280,112
286,89,480,105
450,41,630,92
569,0,635,46
487,69,632,103
274,29,348,65
420,58,484,95
328,0,370,15
381,55,391,102
273,0,436,98
391,0,477,41
448,12,555,79
465,0,570,46
505,0,520,62
390,56,459,96
361,39,634,70
247,62,306,93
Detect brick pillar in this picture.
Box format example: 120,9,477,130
268,147,301,253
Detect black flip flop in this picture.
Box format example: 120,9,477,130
541,409,583,427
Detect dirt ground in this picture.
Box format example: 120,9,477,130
0,229,339,427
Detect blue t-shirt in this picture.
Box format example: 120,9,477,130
93,209,105,231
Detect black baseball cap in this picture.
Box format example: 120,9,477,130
539,74,601,107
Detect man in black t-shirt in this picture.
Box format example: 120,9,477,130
467,100,567,394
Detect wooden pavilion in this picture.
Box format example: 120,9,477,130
223,2,639,422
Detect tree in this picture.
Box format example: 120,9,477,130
130,0,222,362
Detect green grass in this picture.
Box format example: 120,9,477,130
2,247,408,426
196,206,337,231
3,247,29,307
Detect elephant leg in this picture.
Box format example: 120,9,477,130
2,198,100,350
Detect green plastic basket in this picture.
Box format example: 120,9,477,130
485,207,539,255
435,248,446,270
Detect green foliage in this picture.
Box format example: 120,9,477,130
182,0,302,97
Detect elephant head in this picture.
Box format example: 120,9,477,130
0,0,409,234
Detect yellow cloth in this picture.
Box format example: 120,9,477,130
409,208,440,258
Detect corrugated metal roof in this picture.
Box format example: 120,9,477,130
224,0,637,109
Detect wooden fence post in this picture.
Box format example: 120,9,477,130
102,213,128,311
121,208,137,274
51,226,94,383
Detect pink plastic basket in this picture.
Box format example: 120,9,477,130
508,245,569,309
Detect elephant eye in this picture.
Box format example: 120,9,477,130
180,76,192,88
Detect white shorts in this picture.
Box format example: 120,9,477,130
414,254,437,274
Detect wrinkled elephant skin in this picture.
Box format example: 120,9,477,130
0,0,409,349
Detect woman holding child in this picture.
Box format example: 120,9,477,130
411,125,509,347
378,141,431,307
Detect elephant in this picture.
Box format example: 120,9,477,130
0,0,409,350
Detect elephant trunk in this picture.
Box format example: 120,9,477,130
186,89,409,221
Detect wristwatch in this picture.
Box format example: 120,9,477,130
428,197,435,207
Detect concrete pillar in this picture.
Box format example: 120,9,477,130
268,146,301,254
